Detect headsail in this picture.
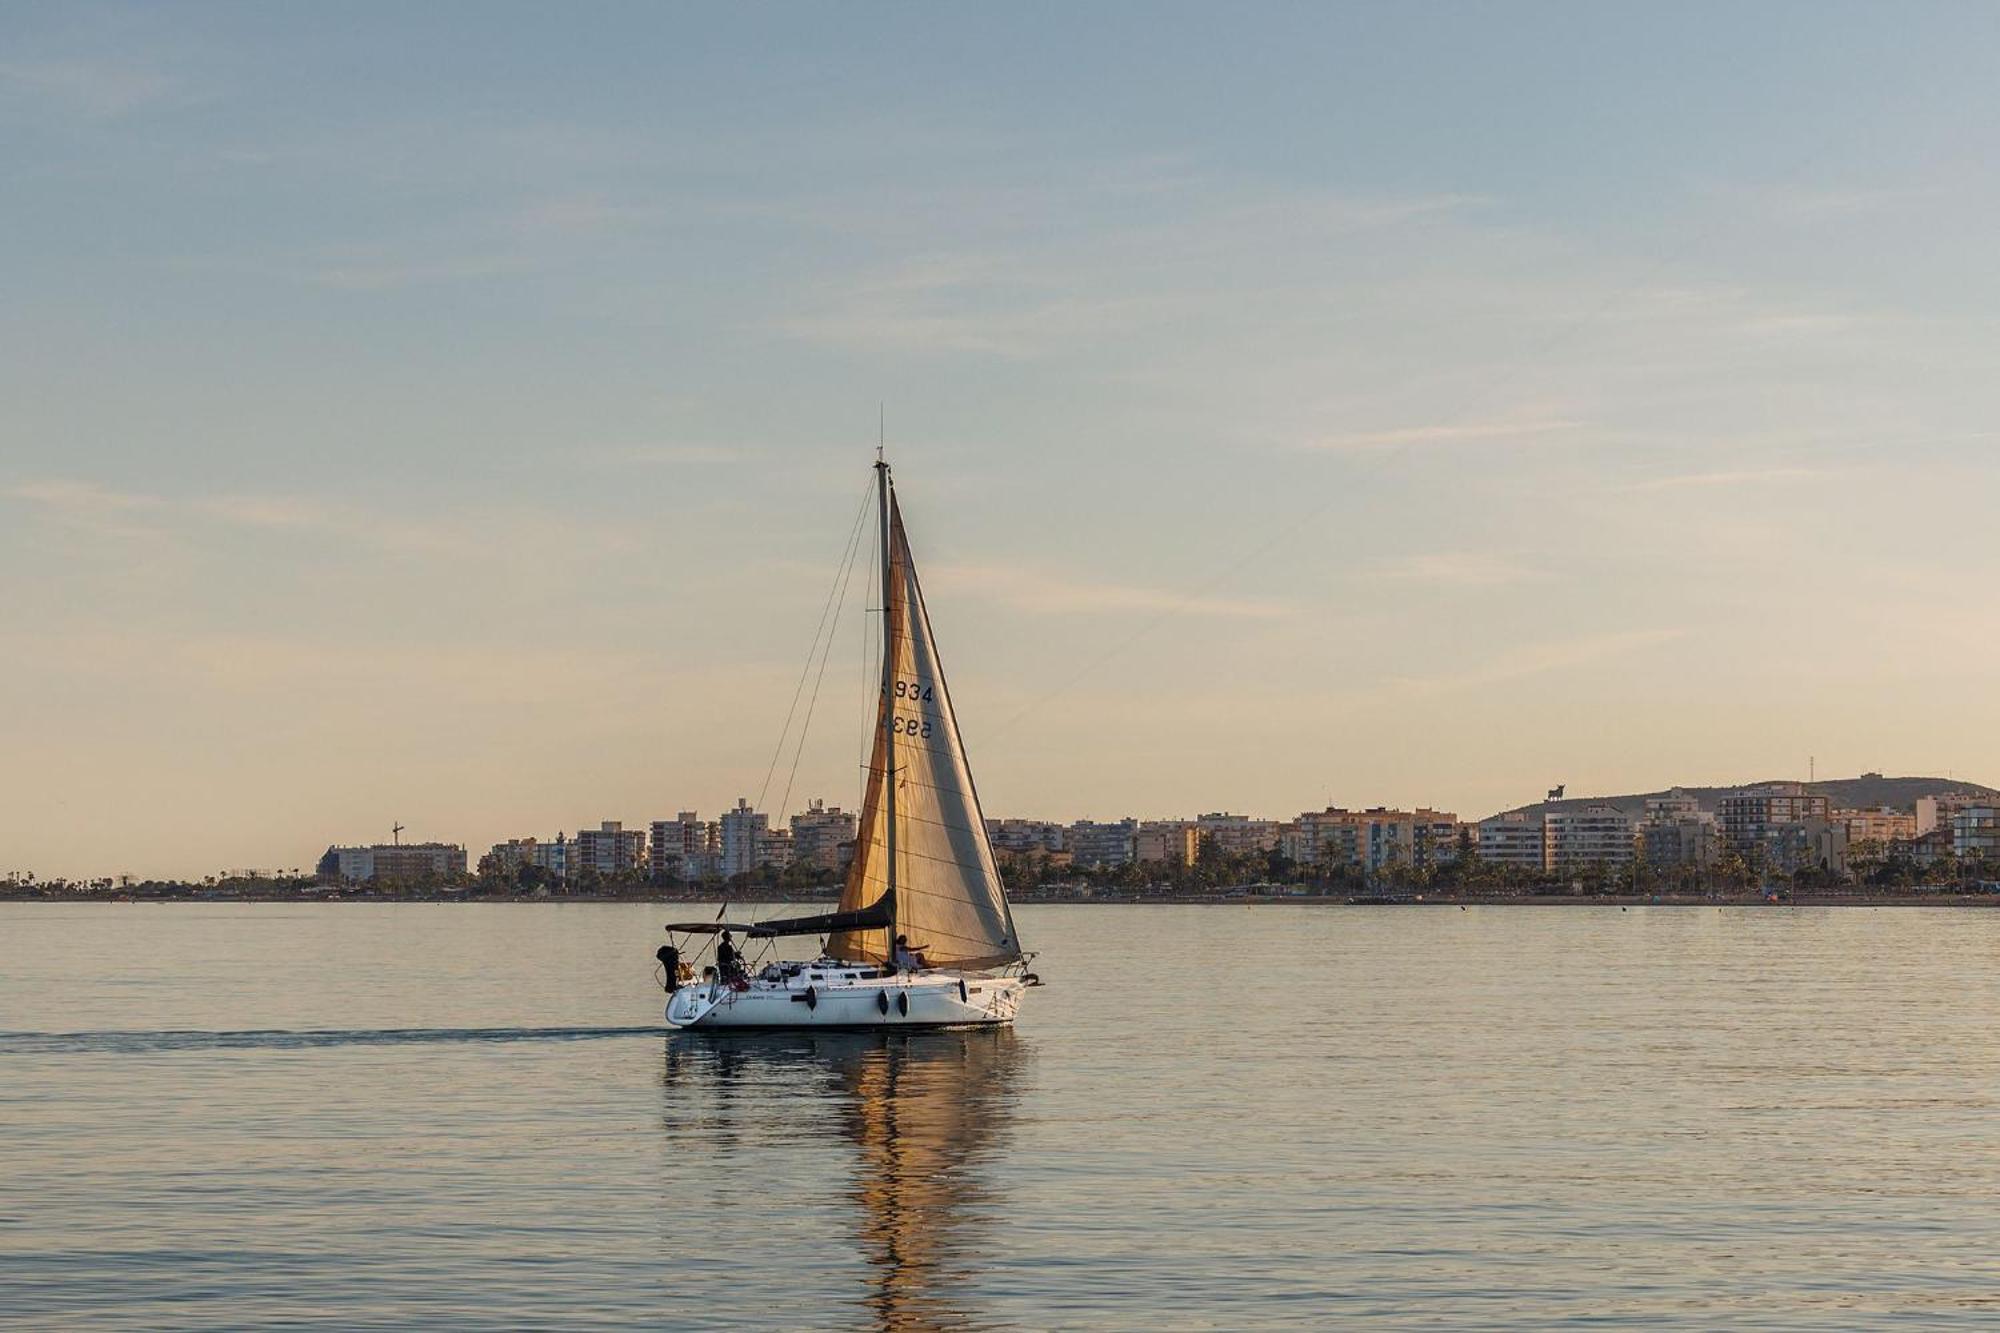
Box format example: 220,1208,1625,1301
827,476,1022,969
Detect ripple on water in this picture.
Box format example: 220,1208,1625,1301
4,901,2000,1328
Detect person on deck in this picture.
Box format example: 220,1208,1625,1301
892,934,929,973
716,930,744,983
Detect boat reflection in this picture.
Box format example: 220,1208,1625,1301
661,1028,1026,1330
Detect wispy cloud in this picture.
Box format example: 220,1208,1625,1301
929,564,1288,619
1708,180,1947,224
6,478,169,539
509,191,663,239
0,59,180,118
1361,552,1549,588
772,182,1483,358
6,477,638,562
578,443,750,467
1302,418,1584,452
10,478,162,512
1393,628,1687,698
774,254,1153,359
1619,467,1839,493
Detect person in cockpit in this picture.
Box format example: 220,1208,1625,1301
892,934,929,973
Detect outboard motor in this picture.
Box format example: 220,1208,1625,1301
655,943,682,994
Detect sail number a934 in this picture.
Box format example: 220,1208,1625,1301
885,677,936,739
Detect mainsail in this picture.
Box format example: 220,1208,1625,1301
827,470,1022,969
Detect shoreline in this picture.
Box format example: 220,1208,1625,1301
6,891,1999,908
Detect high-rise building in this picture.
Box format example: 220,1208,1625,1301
573,821,646,876
1133,821,1200,866
986,819,1067,857
1282,810,1363,868
756,827,795,870
650,812,717,880
1409,809,1464,868
1641,817,1718,870
481,838,540,876
1195,813,1281,858
1918,793,1990,836
1478,811,1547,869
1950,806,2000,859
1640,796,1717,870
1544,804,1636,869
1068,819,1138,868
534,832,569,881
791,799,858,871
1766,819,1848,875
720,798,770,878
1719,784,1829,853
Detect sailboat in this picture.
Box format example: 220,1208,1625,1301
662,457,1035,1029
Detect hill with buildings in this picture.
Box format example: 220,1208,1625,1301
1500,774,1998,823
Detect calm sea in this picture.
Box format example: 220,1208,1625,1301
4,902,2000,1329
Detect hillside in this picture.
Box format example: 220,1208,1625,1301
1496,774,1998,823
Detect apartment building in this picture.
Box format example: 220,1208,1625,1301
1951,806,2000,859
719,799,769,878
1545,804,1636,869
1478,811,1547,870
318,841,466,884
573,821,646,876
1068,819,1139,869
790,799,858,872
650,812,717,880
1836,807,1919,845
1133,821,1200,866
1718,784,1830,853
1194,813,1282,858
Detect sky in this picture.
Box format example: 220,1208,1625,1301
4,3,1999,878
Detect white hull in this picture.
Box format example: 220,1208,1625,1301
667,964,1023,1030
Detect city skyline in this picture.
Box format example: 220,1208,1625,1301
8,5,2000,878
13,769,1995,886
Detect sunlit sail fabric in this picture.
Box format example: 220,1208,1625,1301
827,493,1022,969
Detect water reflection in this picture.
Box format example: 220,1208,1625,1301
661,1029,1025,1330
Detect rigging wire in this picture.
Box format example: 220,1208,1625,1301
751,478,874,816
776,484,870,827
719,477,873,924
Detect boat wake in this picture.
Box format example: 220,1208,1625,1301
0,1025,668,1054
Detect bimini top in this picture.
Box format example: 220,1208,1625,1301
662,894,892,941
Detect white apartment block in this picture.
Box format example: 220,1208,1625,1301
986,819,1067,857
573,820,646,876
1478,811,1547,869
651,812,717,880
1195,813,1282,858
1545,804,1636,869
720,798,770,878
790,799,858,871
1068,819,1138,868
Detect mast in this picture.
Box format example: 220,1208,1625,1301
875,454,897,944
